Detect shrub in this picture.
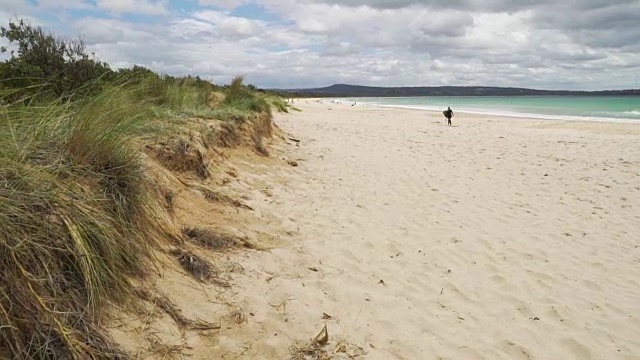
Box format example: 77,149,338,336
0,19,112,101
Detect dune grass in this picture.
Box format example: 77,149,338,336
0,19,285,358
0,76,282,359
222,75,271,115
0,83,162,358
140,75,213,111
263,95,292,113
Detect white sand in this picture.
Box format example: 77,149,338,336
216,100,640,359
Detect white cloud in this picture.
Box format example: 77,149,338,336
73,18,157,44
96,0,169,15
0,0,29,13
198,0,246,9
191,9,227,23
170,15,265,46
1,0,639,89
36,0,93,10
323,39,360,56
217,16,263,38
170,18,216,40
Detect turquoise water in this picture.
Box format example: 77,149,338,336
340,96,640,122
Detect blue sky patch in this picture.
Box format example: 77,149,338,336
230,3,279,22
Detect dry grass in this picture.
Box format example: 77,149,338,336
172,249,214,281
289,325,366,360
170,249,232,288
181,226,248,250
134,288,219,331
202,125,218,149
253,133,270,156
208,91,225,108
289,339,367,360
216,121,242,147
164,190,175,211
201,188,253,210
148,137,210,179
145,334,190,359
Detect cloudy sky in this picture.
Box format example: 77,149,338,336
1,0,639,90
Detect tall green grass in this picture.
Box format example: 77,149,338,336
0,84,159,359
140,75,212,110
1,67,283,359
221,75,271,116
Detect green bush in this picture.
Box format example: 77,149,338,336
0,19,112,101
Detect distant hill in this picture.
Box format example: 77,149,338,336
271,84,640,97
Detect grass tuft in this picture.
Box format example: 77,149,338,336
173,249,214,281
268,97,289,113
181,227,242,250
222,76,271,117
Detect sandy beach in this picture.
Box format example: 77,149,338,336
6,4,639,358
210,100,640,360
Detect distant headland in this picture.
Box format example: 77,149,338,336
272,84,640,98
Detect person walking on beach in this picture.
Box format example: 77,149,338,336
443,106,454,126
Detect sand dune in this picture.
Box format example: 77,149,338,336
218,101,640,359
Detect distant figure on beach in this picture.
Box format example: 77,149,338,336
443,106,454,126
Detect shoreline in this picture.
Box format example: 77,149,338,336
318,98,640,124
379,104,640,124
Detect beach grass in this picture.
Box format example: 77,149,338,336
0,83,159,358
0,18,282,359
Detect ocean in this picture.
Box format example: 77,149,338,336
338,96,640,123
